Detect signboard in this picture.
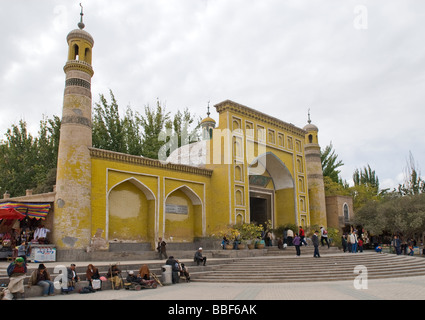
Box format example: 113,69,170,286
31,245,56,262
166,204,188,215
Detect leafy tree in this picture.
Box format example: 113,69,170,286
92,90,126,153
321,142,344,184
138,100,171,159
0,120,37,196
0,116,61,197
397,152,425,196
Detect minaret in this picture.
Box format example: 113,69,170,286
53,5,94,251
200,102,216,140
303,110,327,227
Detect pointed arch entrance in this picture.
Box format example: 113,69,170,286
107,178,156,242
164,185,203,241
248,152,296,227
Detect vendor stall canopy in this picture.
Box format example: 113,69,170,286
0,202,50,220
0,207,26,220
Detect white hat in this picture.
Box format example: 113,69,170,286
129,270,134,275
199,247,203,250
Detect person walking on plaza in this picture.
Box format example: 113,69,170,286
293,233,301,257
392,235,401,255
312,230,321,258
28,263,55,297
299,226,307,246
350,232,358,253
320,227,330,248
286,228,294,246
157,237,167,260
341,234,348,253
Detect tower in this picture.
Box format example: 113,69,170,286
53,6,94,251
200,103,216,140
303,111,327,227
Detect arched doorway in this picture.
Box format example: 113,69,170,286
164,186,203,241
107,178,156,242
248,152,296,227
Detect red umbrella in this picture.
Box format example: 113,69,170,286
0,207,26,220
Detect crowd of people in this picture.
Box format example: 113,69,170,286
1,259,161,300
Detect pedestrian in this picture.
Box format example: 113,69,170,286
138,264,151,281
293,233,301,257
17,241,27,263
392,235,401,255
341,234,347,253
312,230,320,258
86,264,101,290
358,237,364,253
166,256,181,284
320,227,330,248
107,264,123,290
351,232,358,253
157,237,167,260
194,247,207,266
28,263,55,296
347,231,352,252
299,226,307,246
286,228,294,246
6,257,27,300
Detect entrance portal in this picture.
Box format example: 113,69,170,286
249,192,271,226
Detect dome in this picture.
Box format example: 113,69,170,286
166,141,207,168
303,123,318,132
67,28,94,46
201,116,216,125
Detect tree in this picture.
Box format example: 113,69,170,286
397,152,425,196
321,142,344,184
138,100,171,159
92,90,127,153
0,120,38,196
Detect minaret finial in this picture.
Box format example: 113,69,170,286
308,108,311,124
78,3,85,30
207,101,211,117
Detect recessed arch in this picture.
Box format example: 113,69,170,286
108,177,155,201
165,185,202,206
248,152,294,190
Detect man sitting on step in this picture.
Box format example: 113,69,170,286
194,247,207,266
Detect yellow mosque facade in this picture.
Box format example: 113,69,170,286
47,17,328,253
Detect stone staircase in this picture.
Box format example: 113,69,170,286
190,251,425,283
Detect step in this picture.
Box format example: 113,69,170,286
190,253,425,283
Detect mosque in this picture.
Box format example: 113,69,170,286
0,11,353,259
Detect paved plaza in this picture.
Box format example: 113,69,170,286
26,274,425,301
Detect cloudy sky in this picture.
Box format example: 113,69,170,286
1,0,424,190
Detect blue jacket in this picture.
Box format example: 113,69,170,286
7,262,27,277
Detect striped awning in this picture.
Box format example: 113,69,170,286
0,202,51,220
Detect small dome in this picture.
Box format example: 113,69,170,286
67,28,94,46
201,116,216,125
303,123,318,132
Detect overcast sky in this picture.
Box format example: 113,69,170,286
1,1,424,190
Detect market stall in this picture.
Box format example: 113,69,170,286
0,208,26,259
0,202,55,261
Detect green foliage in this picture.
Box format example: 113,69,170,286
0,116,60,197
321,142,344,184
234,222,263,241
355,193,425,238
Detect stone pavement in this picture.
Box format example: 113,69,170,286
25,274,425,300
